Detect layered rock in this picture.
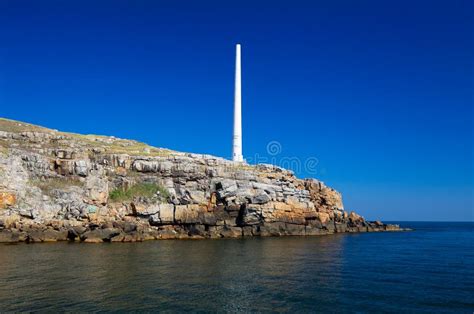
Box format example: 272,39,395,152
0,118,403,243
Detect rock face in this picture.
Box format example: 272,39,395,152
0,118,403,243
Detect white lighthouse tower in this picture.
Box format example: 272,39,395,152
232,44,244,162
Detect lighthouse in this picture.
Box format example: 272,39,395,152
232,44,244,162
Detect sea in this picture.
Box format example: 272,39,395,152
0,222,472,313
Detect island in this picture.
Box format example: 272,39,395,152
0,118,403,243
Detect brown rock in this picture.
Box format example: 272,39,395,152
111,234,125,242
335,223,347,233
219,225,242,238
159,204,175,223
175,205,204,224
81,228,121,242
0,230,24,243
83,237,103,243
385,224,401,231
0,192,16,209
158,227,179,239
241,226,255,237
317,212,331,225
273,202,291,211
209,192,217,208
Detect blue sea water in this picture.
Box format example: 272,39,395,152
0,222,472,312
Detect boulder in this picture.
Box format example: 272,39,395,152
132,203,159,216
240,206,263,226
81,228,121,242
74,160,89,177
0,229,25,243
159,204,175,223
260,222,286,237
113,221,137,233
174,205,203,224
111,233,126,242
219,225,242,238
251,191,271,204
26,228,68,242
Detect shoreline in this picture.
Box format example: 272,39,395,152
0,220,408,244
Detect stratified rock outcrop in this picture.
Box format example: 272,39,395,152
0,118,402,243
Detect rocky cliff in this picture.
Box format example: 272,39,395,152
0,118,401,243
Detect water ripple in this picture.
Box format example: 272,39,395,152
0,222,472,312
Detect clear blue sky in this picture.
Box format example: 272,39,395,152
0,0,472,221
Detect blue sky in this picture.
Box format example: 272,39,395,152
0,0,472,221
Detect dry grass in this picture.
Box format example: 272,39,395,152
0,140,8,155
68,133,174,157
0,118,52,133
230,163,255,171
0,117,175,157
105,144,173,157
31,177,84,196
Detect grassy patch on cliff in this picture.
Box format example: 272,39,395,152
109,183,170,203
0,118,175,158
0,118,52,133
32,177,84,196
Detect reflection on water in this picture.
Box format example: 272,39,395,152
0,223,472,312
0,236,346,312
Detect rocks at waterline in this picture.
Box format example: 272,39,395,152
0,118,405,243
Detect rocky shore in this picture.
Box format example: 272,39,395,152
0,118,403,243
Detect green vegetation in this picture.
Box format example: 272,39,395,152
109,182,170,203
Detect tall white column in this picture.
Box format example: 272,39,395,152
233,44,244,162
